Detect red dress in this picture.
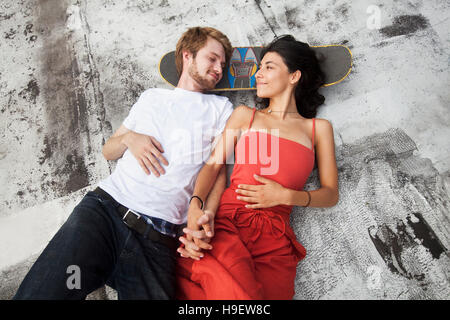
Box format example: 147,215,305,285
176,108,316,300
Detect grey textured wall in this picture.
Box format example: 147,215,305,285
0,0,449,299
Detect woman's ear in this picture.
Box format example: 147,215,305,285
290,70,301,85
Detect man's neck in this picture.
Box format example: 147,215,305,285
176,74,205,93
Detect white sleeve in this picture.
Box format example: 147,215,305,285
122,90,150,130
216,99,234,135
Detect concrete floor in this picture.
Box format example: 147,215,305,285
0,0,449,299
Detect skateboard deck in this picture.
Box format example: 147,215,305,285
159,45,352,91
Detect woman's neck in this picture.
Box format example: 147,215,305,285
267,93,299,120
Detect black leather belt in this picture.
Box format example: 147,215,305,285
93,187,178,251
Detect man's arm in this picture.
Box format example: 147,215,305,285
102,124,169,176
102,124,131,161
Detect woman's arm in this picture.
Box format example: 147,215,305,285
285,119,339,207
178,165,227,260
181,106,253,258
188,106,253,206
203,165,227,215
186,106,253,231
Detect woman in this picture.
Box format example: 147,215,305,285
176,35,339,300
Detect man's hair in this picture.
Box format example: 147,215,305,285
175,26,232,76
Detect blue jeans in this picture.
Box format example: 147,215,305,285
13,191,177,300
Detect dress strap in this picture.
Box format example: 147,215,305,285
311,118,315,152
248,108,257,130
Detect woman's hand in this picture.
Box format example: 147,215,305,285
178,208,215,260
235,174,290,209
186,207,214,240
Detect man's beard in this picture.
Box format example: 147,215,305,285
188,60,217,91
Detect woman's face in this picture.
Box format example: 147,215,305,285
255,51,292,98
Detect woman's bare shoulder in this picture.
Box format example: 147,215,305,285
314,118,333,129
313,118,334,142
228,105,255,128
233,105,255,115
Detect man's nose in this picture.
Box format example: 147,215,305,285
214,62,222,75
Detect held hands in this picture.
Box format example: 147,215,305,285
236,174,289,209
124,131,169,176
177,175,289,260
177,208,215,261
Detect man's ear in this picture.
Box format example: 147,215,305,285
182,50,193,63
179,50,193,75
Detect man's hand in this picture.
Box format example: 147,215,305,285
123,131,169,176
178,209,215,260
235,174,289,208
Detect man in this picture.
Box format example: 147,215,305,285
13,26,233,300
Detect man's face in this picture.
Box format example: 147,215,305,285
187,37,226,91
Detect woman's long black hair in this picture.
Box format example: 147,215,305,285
258,35,325,118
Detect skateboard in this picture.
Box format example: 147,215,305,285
159,45,352,91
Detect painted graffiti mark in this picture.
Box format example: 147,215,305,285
380,14,429,38
406,212,446,260
368,211,446,281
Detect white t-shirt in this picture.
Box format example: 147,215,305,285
99,87,233,224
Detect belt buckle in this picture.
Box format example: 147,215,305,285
123,209,141,227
